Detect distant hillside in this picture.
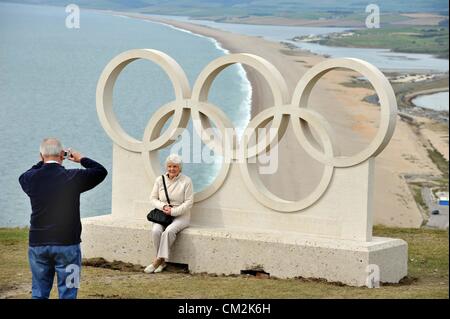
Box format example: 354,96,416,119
1,0,448,19
308,26,449,59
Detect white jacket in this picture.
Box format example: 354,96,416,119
150,173,194,217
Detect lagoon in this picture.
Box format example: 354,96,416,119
158,15,449,72
412,92,449,112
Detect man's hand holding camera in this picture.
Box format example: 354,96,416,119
64,149,84,163
39,147,84,164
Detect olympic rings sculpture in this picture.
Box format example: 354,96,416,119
96,49,397,212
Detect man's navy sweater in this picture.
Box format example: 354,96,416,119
19,158,108,246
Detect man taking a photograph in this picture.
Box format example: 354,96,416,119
19,137,108,299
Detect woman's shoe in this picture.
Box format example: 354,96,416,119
154,263,167,273
144,263,156,273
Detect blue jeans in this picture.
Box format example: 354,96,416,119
28,244,81,299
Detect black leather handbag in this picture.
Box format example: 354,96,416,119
147,175,174,226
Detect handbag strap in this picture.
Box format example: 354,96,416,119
161,175,171,205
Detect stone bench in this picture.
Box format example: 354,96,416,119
82,215,407,286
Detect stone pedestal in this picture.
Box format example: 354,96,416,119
82,145,408,286
82,216,407,286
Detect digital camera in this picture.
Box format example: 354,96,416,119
63,149,71,159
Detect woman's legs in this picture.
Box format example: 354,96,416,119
156,217,190,260
152,223,165,267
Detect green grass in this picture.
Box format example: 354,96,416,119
0,226,448,299
426,146,449,196
319,27,449,59
411,184,428,212
427,148,450,180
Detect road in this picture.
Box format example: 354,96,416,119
422,188,449,230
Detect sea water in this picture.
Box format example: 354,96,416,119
0,3,251,226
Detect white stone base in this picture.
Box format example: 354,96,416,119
81,215,408,287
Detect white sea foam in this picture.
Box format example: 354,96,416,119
111,14,131,19
136,17,253,136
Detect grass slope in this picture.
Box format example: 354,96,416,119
0,226,448,299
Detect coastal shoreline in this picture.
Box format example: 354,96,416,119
406,88,449,106
102,10,447,228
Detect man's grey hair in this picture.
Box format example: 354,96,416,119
165,153,183,170
40,138,63,157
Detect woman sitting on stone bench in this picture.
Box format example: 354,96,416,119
145,154,194,273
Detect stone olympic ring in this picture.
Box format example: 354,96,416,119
96,49,397,212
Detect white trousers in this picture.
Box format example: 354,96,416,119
152,213,190,260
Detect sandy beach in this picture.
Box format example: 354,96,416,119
113,12,443,228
